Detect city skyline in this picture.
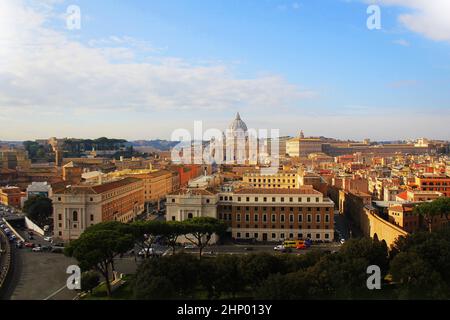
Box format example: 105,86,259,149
1,0,450,141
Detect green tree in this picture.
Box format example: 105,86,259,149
390,251,448,299
183,217,227,259
164,221,186,254
64,223,134,296
22,195,53,226
214,255,246,298
134,275,176,300
255,272,313,300
129,220,167,258
413,197,450,232
81,271,100,294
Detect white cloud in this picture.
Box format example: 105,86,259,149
369,0,450,41
0,0,315,121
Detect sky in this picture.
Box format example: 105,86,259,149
0,0,450,141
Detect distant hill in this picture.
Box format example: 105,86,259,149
131,140,179,151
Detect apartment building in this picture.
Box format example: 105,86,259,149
52,177,144,241
218,187,334,242
166,184,335,242
415,174,450,197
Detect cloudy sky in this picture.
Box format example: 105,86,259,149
0,0,449,141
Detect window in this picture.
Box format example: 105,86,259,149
58,197,61,201
280,214,285,222
58,214,62,221
188,213,193,219
289,214,294,222
237,214,241,222
238,197,241,202
281,197,285,202
307,214,312,222
245,214,250,222
271,214,276,222
172,198,175,203
298,233,303,239
254,233,258,239
263,214,267,222
72,211,78,222
325,214,330,223
206,199,210,204
298,214,303,222
280,233,285,239
325,234,329,239
58,223,62,228
255,197,258,202
172,216,176,221
245,233,250,238
271,233,276,239
246,197,250,202
316,215,321,223
307,197,311,202
316,234,320,239
289,197,293,202
289,233,294,239
237,232,241,238
272,197,276,202
263,197,267,202
90,214,94,221
90,197,94,201
254,214,259,222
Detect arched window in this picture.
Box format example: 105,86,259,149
72,211,78,222
188,213,193,219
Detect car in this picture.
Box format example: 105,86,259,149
273,245,285,251
24,242,35,248
44,236,52,242
296,243,308,250
138,248,154,257
202,250,216,256
184,244,196,249
43,225,50,232
32,246,42,252
0,224,6,228
41,245,52,252
51,247,64,253
340,239,346,244
28,235,34,240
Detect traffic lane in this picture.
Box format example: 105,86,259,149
10,248,77,300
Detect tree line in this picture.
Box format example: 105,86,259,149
134,227,450,300
64,217,227,296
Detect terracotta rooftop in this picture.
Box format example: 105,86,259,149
396,191,408,201
59,177,141,195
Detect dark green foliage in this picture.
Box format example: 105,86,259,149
22,195,53,226
81,271,100,294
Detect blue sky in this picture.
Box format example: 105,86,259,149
0,0,449,141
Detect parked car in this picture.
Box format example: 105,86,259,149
138,248,154,257
51,247,64,254
273,245,285,252
340,239,346,244
32,246,42,252
184,244,196,249
44,237,52,242
296,243,308,250
24,242,35,248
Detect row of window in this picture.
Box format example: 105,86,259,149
246,178,295,183
220,196,321,203
220,213,330,223
228,206,330,212
235,224,330,230
235,232,330,240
